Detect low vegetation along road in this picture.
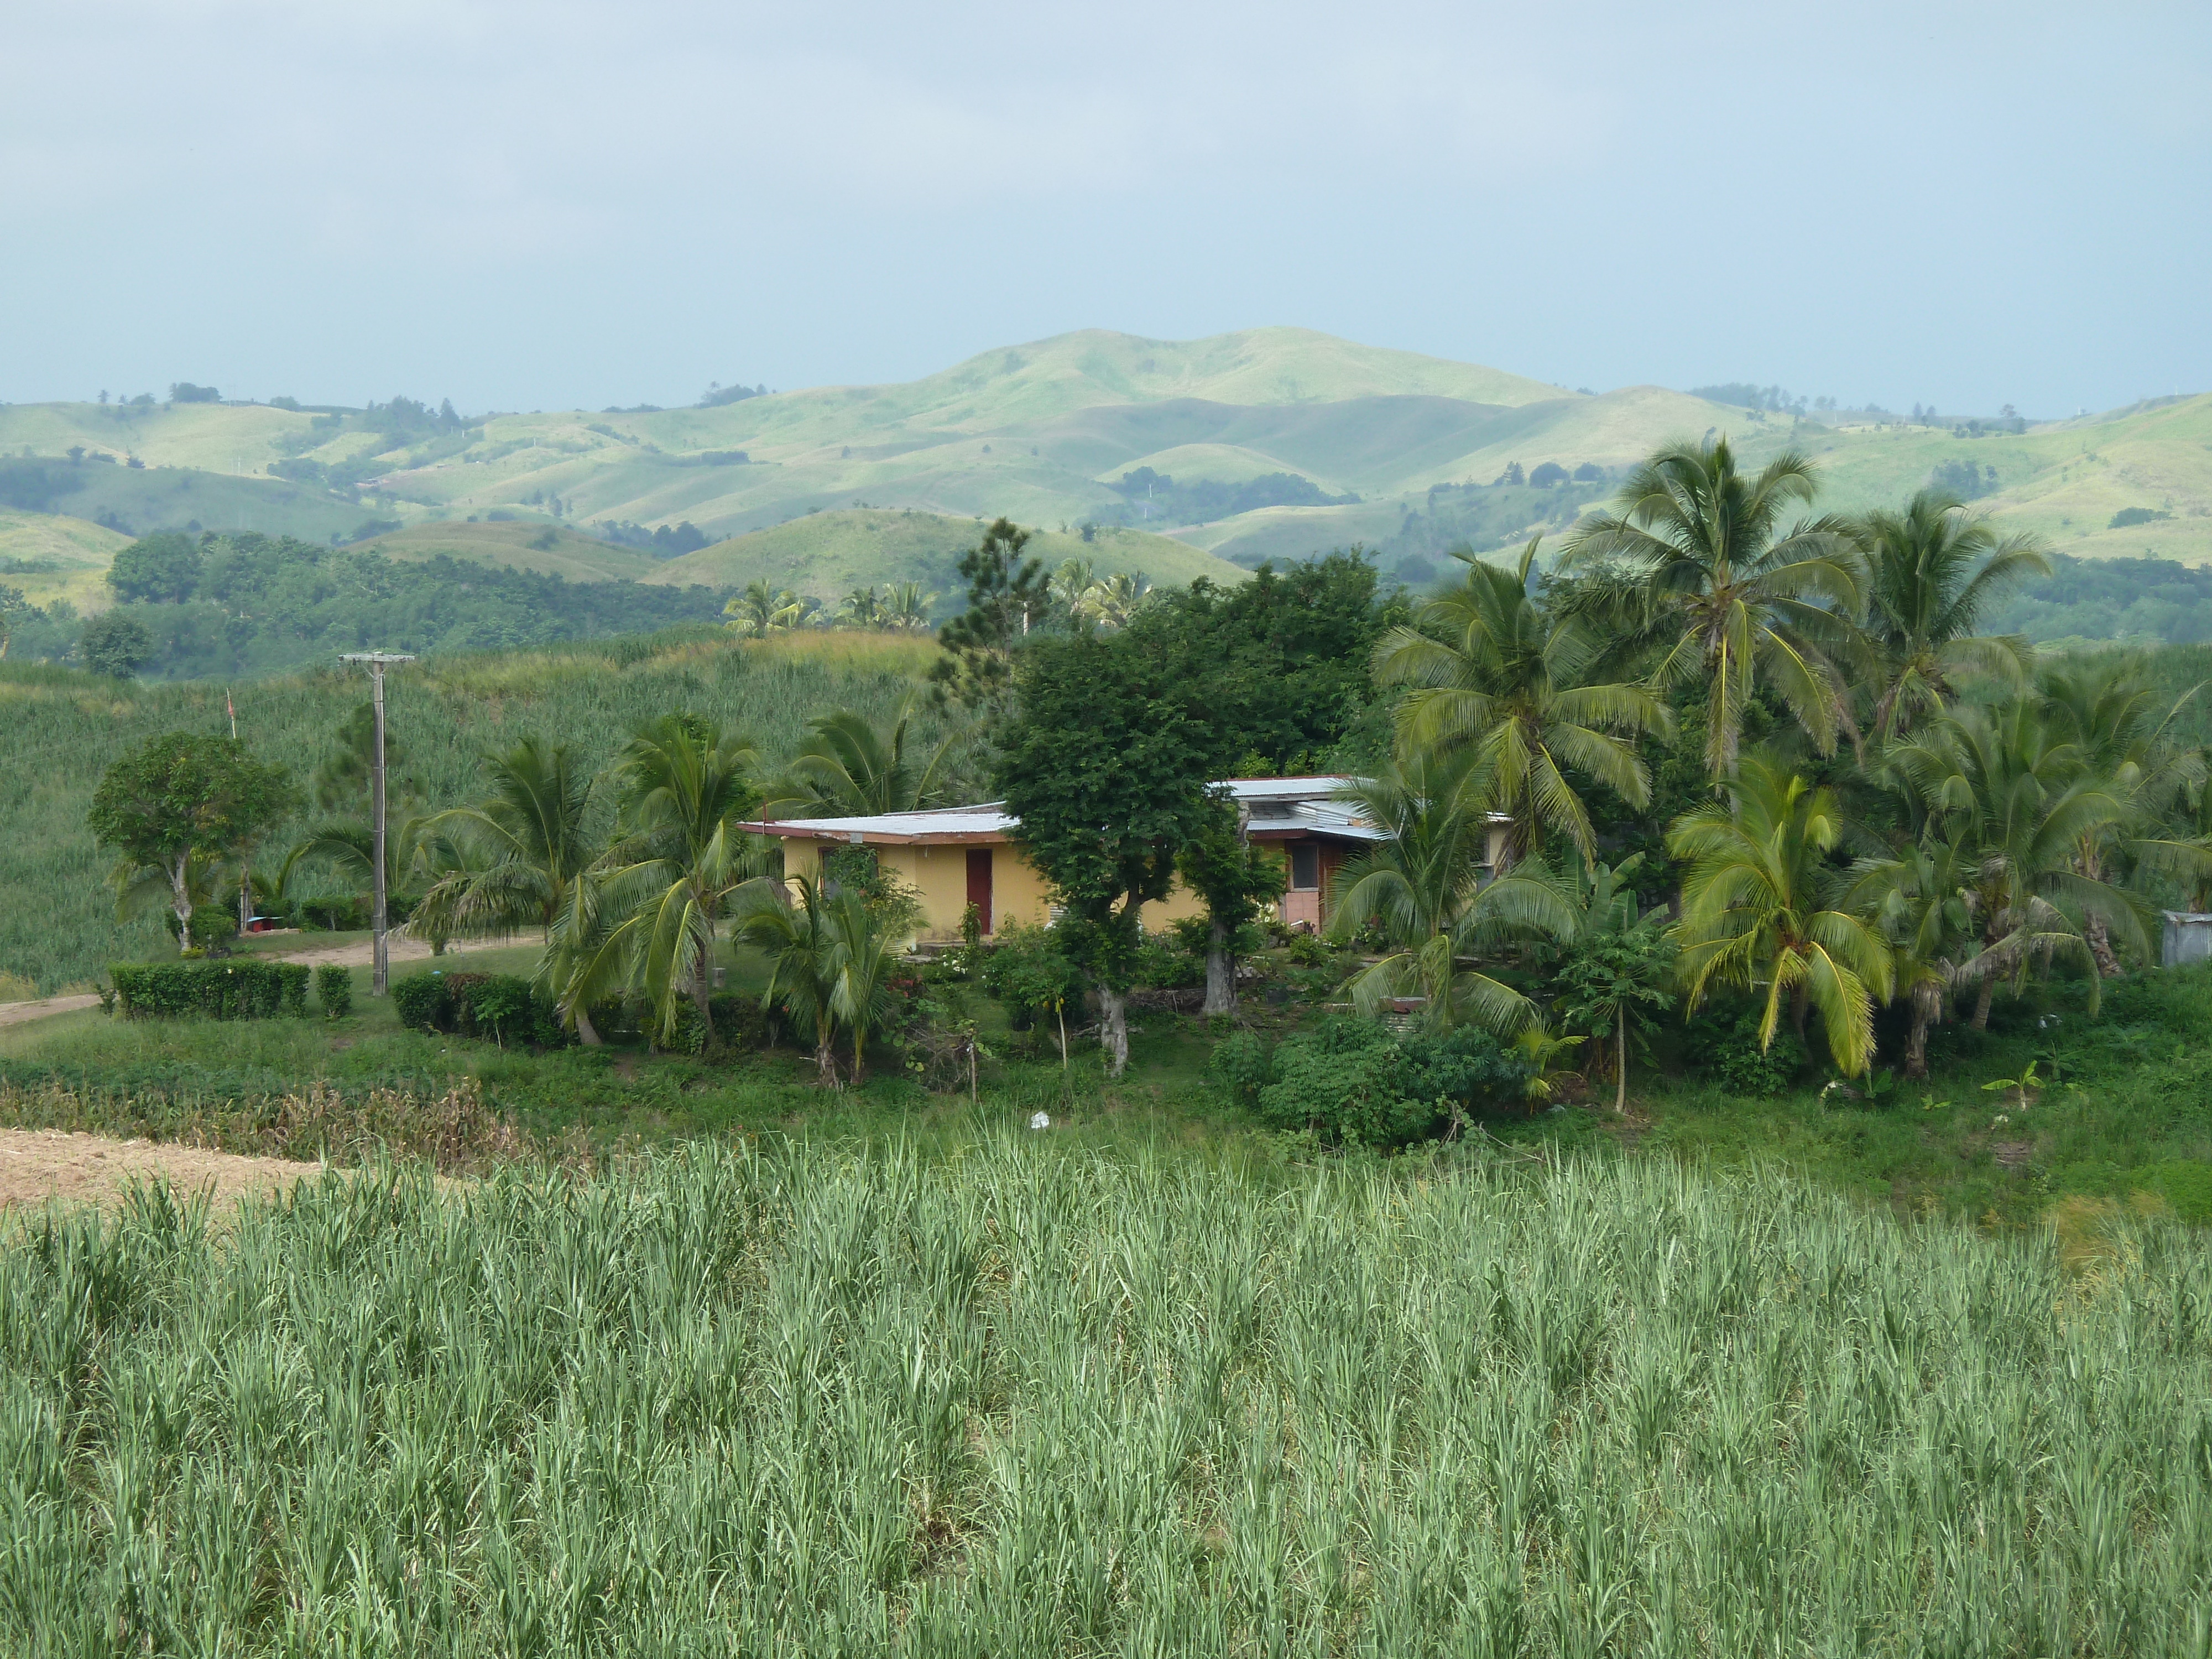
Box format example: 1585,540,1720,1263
0,931,481,1030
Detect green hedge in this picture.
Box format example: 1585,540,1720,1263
314,963,353,1019
392,971,570,1050
109,960,311,1020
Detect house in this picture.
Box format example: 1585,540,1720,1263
747,778,1512,945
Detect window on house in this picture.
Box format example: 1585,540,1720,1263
1289,843,1321,891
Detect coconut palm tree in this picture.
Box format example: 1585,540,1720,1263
759,696,958,820
1848,836,1977,1077
583,716,765,1046
1372,536,1671,863
1081,572,1150,630
1670,757,1894,1075
1562,437,1861,777
1324,744,1553,1034
729,874,840,1082
837,586,885,629
413,738,601,945
1887,700,2135,1025
1048,559,1096,624
1856,490,2049,739
2036,658,2211,973
728,874,902,1083
884,581,938,632
723,581,803,638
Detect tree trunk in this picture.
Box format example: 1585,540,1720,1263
2084,911,2122,978
1098,986,1130,1077
816,1041,839,1086
1615,1007,1627,1116
1904,982,1937,1079
1790,983,1809,1044
692,948,715,1047
1970,974,1994,1032
574,1004,603,1047
171,854,194,953
1202,919,1234,1016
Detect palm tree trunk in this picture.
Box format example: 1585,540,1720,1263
1790,983,1810,1044
816,1040,839,1086
2084,911,2122,978
1202,919,1234,1016
1098,986,1130,1077
1970,974,1995,1031
1905,981,1937,1079
573,1004,603,1047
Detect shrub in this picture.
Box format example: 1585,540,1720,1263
1208,1030,1274,1110
1689,1006,1810,1097
1130,930,1202,990
315,963,353,1019
393,971,569,1049
390,972,452,1033
669,994,769,1057
108,961,310,1020
1240,1017,1531,1147
977,922,1081,1029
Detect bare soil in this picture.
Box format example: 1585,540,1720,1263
0,1129,327,1213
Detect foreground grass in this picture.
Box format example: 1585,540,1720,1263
3,1139,2206,1653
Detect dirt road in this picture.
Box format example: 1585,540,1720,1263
0,932,488,1030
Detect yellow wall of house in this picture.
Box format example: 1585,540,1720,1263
803,840,1206,946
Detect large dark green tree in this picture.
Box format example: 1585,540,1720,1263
998,632,1215,1073
87,732,298,952
1121,551,1401,773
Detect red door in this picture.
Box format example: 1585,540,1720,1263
965,847,994,934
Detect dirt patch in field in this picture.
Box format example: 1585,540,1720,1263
0,1129,328,1214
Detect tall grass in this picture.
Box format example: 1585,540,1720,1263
0,629,947,993
3,1141,2205,1652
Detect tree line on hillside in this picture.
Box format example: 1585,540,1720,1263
1,532,735,680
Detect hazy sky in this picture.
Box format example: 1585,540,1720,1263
7,1,2206,417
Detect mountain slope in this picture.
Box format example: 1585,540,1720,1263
2,335,2206,582
648,510,1241,603
349,520,670,582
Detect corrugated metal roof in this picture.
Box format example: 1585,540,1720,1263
748,776,1502,844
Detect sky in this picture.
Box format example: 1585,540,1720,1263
6,1,2208,419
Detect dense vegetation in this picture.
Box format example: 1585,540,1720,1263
6,532,735,679
7,445,2212,1647
3,1138,2205,1652
0,632,943,992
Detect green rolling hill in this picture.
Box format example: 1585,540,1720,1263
349,520,670,583
648,510,1242,602
1,331,2206,596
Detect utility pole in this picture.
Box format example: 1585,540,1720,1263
340,653,415,994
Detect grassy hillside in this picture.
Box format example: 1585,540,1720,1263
0,453,369,542
0,632,945,993
6,339,2208,594
0,510,128,614
650,509,1245,601
349,519,669,582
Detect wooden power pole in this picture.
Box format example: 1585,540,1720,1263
340,652,415,994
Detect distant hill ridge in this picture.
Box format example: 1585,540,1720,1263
0,327,2205,585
